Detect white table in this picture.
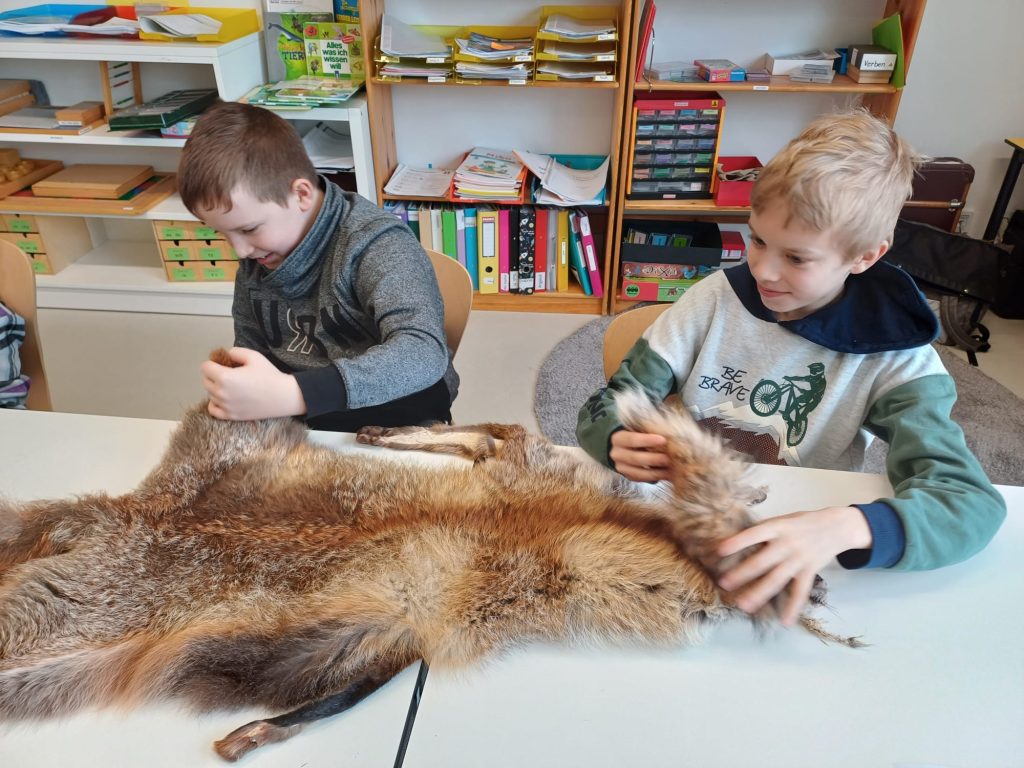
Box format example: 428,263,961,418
0,410,422,768
402,465,1024,768
2,410,1022,768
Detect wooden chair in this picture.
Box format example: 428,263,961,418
602,303,671,379
0,240,52,410
425,249,473,359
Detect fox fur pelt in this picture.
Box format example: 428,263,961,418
0,387,854,761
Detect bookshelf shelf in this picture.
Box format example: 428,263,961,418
0,123,187,148
607,0,928,311
362,0,633,315
373,79,620,90
0,193,197,221
633,74,898,95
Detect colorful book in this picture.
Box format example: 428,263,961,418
454,208,467,269
441,206,458,260
508,206,520,293
547,208,558,292
498,207,511,293
430,206,444,253
477,206,499,294
302,22,365,81
406,202,420,240
556,208,570,292
534,205,548,292
463,207,479,290
418,204,433,250
518,206,536,294
575,209,603,297
568,211,593,295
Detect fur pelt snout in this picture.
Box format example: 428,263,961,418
0,389,855,762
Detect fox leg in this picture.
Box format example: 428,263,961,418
131,404,309,515
212,654,419,763
356,422,528,463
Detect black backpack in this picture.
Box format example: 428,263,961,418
884,219,1007,366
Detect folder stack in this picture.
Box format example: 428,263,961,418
452,148,528,204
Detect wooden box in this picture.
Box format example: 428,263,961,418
32,164,154,200
163,259,239,282
0,215,92,274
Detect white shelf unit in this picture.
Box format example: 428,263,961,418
0,34,376,316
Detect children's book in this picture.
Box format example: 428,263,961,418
265,12,333,82
303,22,365,81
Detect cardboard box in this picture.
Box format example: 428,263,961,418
163,260,239,282
848,44,897,71
847,64,892,83
620,276,700,302
762,50,837,76
714,156,762,207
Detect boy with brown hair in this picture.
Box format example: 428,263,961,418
578,110,1005,623
179,101,457,432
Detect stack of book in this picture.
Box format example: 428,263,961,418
452,148,528,203
383,202,603,297
242,78,361,109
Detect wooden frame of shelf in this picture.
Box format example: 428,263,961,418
359,0,632,315
607,0,927,314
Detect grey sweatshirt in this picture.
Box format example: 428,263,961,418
232,180,458,417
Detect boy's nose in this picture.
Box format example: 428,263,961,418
229,238,254,258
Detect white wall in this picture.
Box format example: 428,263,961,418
892,0,1024,238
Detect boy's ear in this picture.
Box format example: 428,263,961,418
291,177,318,212
850,241,889,274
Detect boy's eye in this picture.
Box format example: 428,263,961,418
786,254,805,264
240,226,258,235
750,236,765,248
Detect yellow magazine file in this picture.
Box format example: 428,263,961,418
476,208,499,294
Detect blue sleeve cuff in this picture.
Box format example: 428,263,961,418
837,502,905,569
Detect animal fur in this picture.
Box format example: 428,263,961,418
0,379,855,761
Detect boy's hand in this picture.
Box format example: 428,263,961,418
716,506,872,626
609,429,671,483
201,347,306,421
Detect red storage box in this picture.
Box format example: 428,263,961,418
714,155,762,207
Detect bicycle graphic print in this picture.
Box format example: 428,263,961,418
748,363,826,447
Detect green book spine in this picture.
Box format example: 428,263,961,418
441,207,458,259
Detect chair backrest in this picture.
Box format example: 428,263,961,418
0,240,52,410
602,303,671,379
425,249,473,358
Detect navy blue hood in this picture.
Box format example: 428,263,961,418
725,261,939,353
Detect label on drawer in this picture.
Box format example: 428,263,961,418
9,219,32,233
158,226,188,240
170,266,198,281
193,226,220,240
165,246,191,261
15,238,41,254
203,265,226,280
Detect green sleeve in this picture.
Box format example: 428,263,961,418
576,337,677,469
865,374,1006,571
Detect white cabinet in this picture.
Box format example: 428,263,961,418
0,32,376,316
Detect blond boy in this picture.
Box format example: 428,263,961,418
578,110,1005,623
179,102,457,432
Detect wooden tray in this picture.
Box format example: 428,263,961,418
0,159,64,199
1,174,178,215
32,164,154,199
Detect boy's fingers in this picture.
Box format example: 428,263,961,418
718,524,773,558
781,573,815,626
735,565,796,615
718,544,782,591
616,431,668,450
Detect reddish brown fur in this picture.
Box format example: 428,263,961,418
0,389,850,761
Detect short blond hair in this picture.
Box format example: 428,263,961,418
178,101,317,214
750,109,920,259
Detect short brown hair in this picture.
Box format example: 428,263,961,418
178,101,317,214
750,109,921,259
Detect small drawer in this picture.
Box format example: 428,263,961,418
194,240,237,261
0,231,44,254
27,252,53,275
153,220,194,240
2,214,39,233
164,260,239,282
158,240,196,262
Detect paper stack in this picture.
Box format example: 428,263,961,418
242,78,361,109
453,148,527,202
513,150,609,206
540,14,615,39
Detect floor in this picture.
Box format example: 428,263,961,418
35,308,1024,432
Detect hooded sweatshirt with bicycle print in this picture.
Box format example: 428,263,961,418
577,262,1005,573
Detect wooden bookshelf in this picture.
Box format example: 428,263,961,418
608,0,928,314
360,0,632,315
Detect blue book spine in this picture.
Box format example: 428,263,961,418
463,207,479,290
